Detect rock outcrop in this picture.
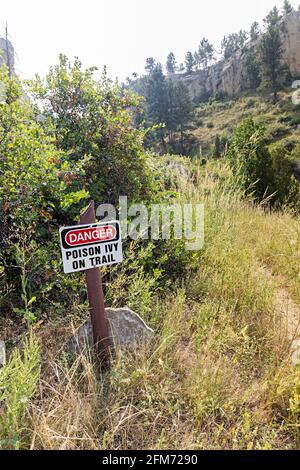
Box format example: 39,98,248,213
0,37,15,75
68,308,154,355
173,10,300,100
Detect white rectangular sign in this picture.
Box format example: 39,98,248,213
59,221,123,274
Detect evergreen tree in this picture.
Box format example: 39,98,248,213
250,21,260,41
259,24,284,102
145,63,169,146
194,51,201,71
221,31,248,60
166,52,177,74
165,79,177,144
172,81,193,152
237,30,248,51
196,38,215,70
264,6,281,26
221,36,234,60
145,57,156,73
132,61,194,152
282,0,293,14
185,51,195,73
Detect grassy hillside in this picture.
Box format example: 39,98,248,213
193,90,300,156
2,158,300,450
1,56,300,451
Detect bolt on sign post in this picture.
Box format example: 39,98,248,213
59,201,123,368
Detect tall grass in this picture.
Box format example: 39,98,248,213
0,333,40,449
5,157,300,449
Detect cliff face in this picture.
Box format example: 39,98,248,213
281,10,300,76
0,37,15,75
174,10,300,100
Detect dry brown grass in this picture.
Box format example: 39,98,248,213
2,159,300,450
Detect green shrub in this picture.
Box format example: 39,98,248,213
289,116,300,126
28,55,153,205
226,118,273,201
0,58,163,320
0,333,40,449
269,144,300,209
0,67,88,317
226,118,300,210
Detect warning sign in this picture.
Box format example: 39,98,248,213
59,221,123,274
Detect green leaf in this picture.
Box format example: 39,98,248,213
27,297,37,307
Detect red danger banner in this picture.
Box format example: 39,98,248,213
65,225,117,247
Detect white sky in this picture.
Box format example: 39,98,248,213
0,0,299,81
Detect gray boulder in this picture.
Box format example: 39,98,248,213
68,308,154,355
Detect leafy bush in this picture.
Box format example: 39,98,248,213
0,69,87,228
28,55,153,204
0,68,89,316
269,144,300,209
0,57,167,318
289,116,300,126
226,118,300,209
226,118,273,201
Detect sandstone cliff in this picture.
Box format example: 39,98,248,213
0,37,15,75
173,10,300,101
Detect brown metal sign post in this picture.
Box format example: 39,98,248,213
80,201,110,368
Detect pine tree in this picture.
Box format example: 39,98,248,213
185,51,195,73
259,24,284,102
196,38,215,70
165,79,177,144
264,6,281,27
221,31,248,60
221,36,234,60
250,22,260,41
194,51,201,71
145,63,169,147
172,81,193,152
145,57,156,73
282,0,293,15
166,52,176,74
